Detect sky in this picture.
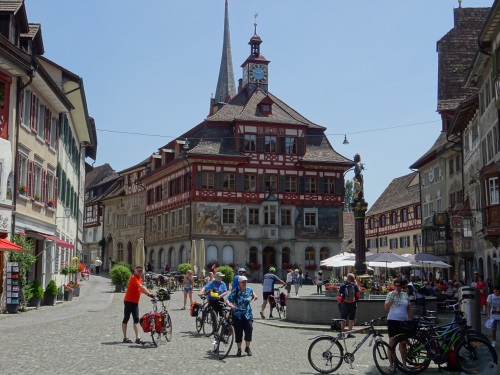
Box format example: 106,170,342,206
25,0,494,206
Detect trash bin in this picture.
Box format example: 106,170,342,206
458,286,481,332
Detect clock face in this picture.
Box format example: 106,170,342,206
249,64,268,83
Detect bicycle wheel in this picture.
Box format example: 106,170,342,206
275,301,282,319
307,336,343,374
195,311,204,333
159,313,172,342
203,310,217,337
392,333,430,374
281,305,286,318
455,336,498,374
373,340,396,375
149,317,157,347
216,324,235,360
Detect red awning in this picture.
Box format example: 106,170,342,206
26,230,74,249
0,238,27,252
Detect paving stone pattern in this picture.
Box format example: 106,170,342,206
0,275,495,374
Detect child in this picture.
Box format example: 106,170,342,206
486,284,500,348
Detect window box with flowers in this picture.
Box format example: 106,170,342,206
64,284,74,301
320,265,330,270
248,262,261,270
282,262,292,270
305,264,317,271
325,284,338,297
68,280,81,297
47,199,56,209
19,184,27,196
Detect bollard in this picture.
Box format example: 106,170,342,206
458,286,481,332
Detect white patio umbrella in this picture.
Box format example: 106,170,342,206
402,253,452,268
135,238,145,268
365,252,415,280
199,239,206,280
191,239,198,276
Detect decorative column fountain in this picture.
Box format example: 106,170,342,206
351,154,368,276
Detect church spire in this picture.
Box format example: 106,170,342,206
214,0,236,105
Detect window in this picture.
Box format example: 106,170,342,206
305,247,315,266
222,208,235,224
178,209,183,226
148,217,153,234
157,215,162,232
19,153,28,188
414,206,421,219
34,163,42,198
248,208,259,225
380,215,386,227
264,204,277,225
305,177,316,194
401,209,408,222
304,209,317,227
117,242,124,262
222,173,235,190
281,208,292,226
163,213,169,230
244,174,256,191
449,159,454,175
47,173,55,202
389,238,398,250
284,176,297,193
285,137,297,154
380,237,388,247
171,211,176,228
244,134,256,152
489,177,499,205
264,135,276,153
463,218,473,237
50,117,57,149
265,175,277,192
455,156,460,172
201,172,214,189
185,206,190,225
391,212,398,225
21,90,31,127
324,178,335,194
400,236,410,248
37,103,45,141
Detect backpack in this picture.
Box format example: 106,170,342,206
343,283,357,303
268,294,277,308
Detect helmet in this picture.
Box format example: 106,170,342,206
157,288,170,301
238,268,246,273
269,267,276,272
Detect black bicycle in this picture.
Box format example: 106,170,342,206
308,316,396,374
211,303,236,360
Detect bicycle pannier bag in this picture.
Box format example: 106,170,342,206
268,294,277,308
279,292,287,306
154,313,163,332
140,313,154,333
190,301,200,317
343,283,356,303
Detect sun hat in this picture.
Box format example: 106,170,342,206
214,271,225,278
269,266,276,272
238,276,248,282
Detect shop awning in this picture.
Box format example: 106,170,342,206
26,230,74,249
0,238,27,252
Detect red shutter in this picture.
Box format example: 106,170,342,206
42,169,47,204
54,176,58,208
44,109,50,143
30,94,36,131
27,160,34,198
34,97,39,133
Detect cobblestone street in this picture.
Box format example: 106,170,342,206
0,275,497,374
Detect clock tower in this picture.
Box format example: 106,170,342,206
241,19,270,95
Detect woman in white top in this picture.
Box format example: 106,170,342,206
384,279,413,371
182,270,194,310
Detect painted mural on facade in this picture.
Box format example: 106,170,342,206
195,203,246,235
295,206,340,238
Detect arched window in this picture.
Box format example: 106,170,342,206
206,245,218,264
305,247,315,266
319,247,329,261
222,245,233,264
168,247,174,267
249,246,258,264
117,242,124,261
282,247,291,265
127,241,133,265
159,248,166,268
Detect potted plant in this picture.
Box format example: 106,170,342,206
19,184,27,196
110,264,132,292
34,193,41,202
27,279,44,308
64,284,74,301
47,199,56,208
325,284,338,297
69,280,81,297
43,280,58,306
178,263,193,275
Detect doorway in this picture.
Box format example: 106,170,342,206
262,246,276,274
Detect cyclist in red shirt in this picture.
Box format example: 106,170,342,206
122,265,155,344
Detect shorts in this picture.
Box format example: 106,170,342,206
184,287,193,293
263,292,272,301
340,302,357,321
387,320,405,338
122,301,139,324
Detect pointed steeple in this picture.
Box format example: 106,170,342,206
213,0,236,105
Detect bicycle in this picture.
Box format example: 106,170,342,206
211,302,236,360
141,289,172,347
194,294,217,337
307,316,396,374
272,287,286,319
145,272,155,291
391,300,497,374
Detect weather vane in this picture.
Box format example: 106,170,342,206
254,12,258,33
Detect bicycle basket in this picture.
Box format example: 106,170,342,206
400,319,418,332
157,288,170,301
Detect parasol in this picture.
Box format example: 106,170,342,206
135,238,145,268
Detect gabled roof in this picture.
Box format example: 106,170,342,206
0,0,28,33
207,88,325,129
367,172,420,216
21,23,44,55
409,132,449,169
85,163,116,190
301,134,352,164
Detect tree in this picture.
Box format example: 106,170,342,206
344,180,353,212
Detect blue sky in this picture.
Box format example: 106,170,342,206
26,0,493,205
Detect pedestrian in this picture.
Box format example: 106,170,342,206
164,263,170,273
384,278,412,372
182,269,194,310
259,266,285,319
292,269,301,296
315,270,324,294
198,271,228,317
486,284,500,348
146,262,154,273
121,265,155,345
299,267,303,286
94,257,102,276
445,282,461,300
408,276,426,315
471,272,479,288
204,271,214,285
476,275,487,315
285,269,293,297
338,273,360,335
226,275,258,356
232,268,247,290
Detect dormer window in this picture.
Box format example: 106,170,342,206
258,96,274,117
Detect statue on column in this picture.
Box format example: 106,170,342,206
353,153,365,203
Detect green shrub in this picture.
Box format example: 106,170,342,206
44,280,58,296
216,265,234,288
28,279,44,299
112,261,132,273
110,265,132,286
178,263,193,275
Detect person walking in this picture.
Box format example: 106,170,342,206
182,269,194,310
122,265,155,345
146,262,154,273
408,276,426,315
164,263,170,273
486,284,500,348
338,273,360,335
226,275,258,356
476,275,488,315
315,270,325,294
94,257,102,276
292,269,301,296
204,271,214,285
232,268,247,291
198,271,228,317
384,279,413,372
259,267,285,319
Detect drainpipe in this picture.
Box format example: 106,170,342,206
11,69,35,236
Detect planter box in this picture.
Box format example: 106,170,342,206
114,284,125,292
73,287,80,297
64,290,73,301
43,295,56,306
325,290,338,298
29,298,41,309
6,304,19,313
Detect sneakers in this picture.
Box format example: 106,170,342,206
236,348,242,357
385,366,395,373
269,314,274,318
346,333,355,339
260,311,265,319
245,347,252,356
492,341,496,348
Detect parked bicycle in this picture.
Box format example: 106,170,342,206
271,287,286,319
391,299,497,374
140,288,173,347
211,302,237,360
307,316,396,374
194,294,217,337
